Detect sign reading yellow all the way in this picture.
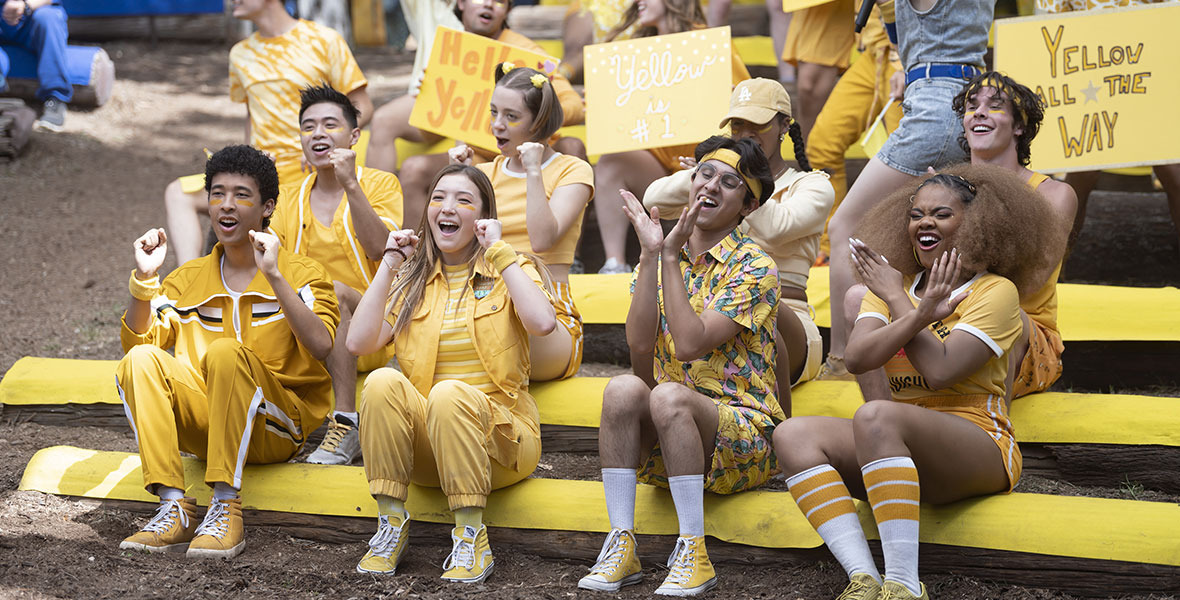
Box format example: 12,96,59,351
410,27,558,151
584,27,733,156
994,4,1180,172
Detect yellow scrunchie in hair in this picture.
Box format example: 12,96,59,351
501,62,515,75
530,73,547,88
698,148,762,200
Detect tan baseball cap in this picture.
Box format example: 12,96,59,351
719,78,792,128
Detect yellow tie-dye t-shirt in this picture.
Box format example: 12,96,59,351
229,19,368,179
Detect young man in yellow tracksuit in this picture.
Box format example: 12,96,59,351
270,84,403,466
116,145,340,559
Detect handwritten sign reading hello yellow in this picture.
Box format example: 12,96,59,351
583,27,733,155
994,5,1180,172
410,27,559,151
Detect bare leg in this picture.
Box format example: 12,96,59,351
795,62,841,140
560,9,594,84
766,0,795,83
853,400,1009,503
599,374,660,468
553,136,588,162
828,158,916,358
706,0,732,26
399,153,451,231
773,416,863,491
844,284,889,400
594,150,668,268
365,94,430,174
529,324,574,382
164,178,210,266
328,283,362,413
648,383,720,476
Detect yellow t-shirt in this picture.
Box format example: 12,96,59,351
858,272,1023,400
271,167,403,292
434,264,498,394
477,153,595,265
229,19,368,179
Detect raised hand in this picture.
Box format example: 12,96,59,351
916,248,968,323
619,189,664,255
329,148,359,187
249,230,282,277
849,238,903,301
517,142,545,172
383,228,419,268
474,219,503,248
133,228,169,279
448,144,474,166
662,199,704,256
677,156,698,170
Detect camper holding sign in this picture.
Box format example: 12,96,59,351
450,64,595,382
365,0,586,229
590,0,751,274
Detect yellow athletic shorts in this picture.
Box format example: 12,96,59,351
905,394,1023,492
784,297,824,387
552,281,584,380
782,0,857,69
1012,319,1064,399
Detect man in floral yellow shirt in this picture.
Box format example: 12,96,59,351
578,137,780,597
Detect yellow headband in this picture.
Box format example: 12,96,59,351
699,148,761,200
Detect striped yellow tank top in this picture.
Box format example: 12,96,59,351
433,263,497,393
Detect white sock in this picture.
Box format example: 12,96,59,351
862,456,921,596
157,486,184,501
786,465,879,582
212,482,239,501
602,468,637,531
334,411,358,427
668,474,705,538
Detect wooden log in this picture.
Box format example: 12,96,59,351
65,14,237,43
92,497,1180,596
1,46,115,108
0,98,36,160
8,400,1177,495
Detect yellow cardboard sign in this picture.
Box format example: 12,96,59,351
583,27,733,155
409,27,559,151
994,5,1180,172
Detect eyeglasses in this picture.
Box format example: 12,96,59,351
695,163,746,191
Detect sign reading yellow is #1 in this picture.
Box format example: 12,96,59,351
994,4,1180,173
410,27,559,152
583,27,733,156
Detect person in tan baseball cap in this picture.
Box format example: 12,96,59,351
645,77,836,406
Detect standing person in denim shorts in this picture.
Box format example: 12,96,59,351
820,0,995,380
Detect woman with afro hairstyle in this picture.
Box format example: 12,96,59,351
771,163,1066,600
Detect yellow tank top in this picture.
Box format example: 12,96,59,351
433,264,497,394
1022,171,1060,334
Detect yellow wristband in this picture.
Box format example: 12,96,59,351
485,240,518,274
129,271,161,301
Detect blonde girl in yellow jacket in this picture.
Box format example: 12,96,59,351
347,164,556,583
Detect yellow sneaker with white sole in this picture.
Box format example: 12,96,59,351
836,573,883,600
119,498,199,553
578,528,643,592
356,513,410,575
441,524,494,583
655,536,717,596
187,498,245,559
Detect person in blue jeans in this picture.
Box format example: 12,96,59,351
1,0,71,131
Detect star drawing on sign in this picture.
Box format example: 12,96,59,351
1081,80,1100,104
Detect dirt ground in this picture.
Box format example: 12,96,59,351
2,41,1179,600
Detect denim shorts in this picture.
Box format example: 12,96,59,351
877,76,970,176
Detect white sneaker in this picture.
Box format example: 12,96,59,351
307,416,361,465
598,258,632,275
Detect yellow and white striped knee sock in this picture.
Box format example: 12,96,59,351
787,465,878,581
862,456,921,596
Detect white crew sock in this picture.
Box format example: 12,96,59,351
212,482,239,501
602,468,637,531
668,474,705,538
